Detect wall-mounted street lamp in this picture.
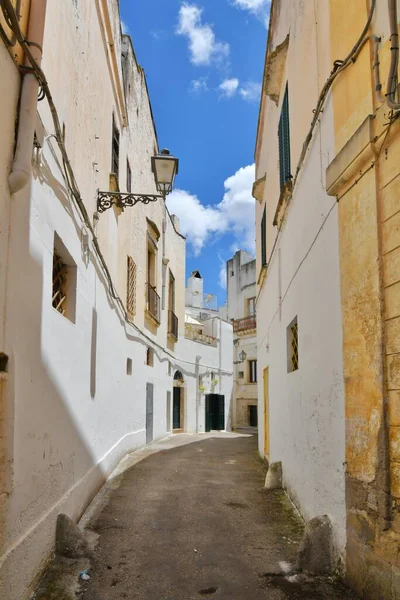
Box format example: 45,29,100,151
234,350,247,365
97,149,179,213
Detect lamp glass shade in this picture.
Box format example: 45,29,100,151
151,150,179,195
238,350,247,362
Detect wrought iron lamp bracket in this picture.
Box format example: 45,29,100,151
97,191,164,213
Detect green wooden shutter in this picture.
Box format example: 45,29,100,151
278,84,291,190
261,206,267,266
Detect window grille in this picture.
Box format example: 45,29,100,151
249,360,257,383
261,206,267,267
278,84,291,190
127,256,136,318
127,159,132,193
287,317,299,372
111,115,120,179
290,321,299,370
52,252,68,315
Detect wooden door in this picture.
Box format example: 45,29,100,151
173,387,181,429
263,368,270,458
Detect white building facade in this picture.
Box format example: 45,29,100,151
225,252,258,429
0,2,232,598
254,0,346,561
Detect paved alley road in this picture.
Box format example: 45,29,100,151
80,433,358,600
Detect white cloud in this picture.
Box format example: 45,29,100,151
239,81,262,102
190,77,209,93
177,3,229,66
219,78,239,98
166,190,226,255
121,20,130,34
218,256,227,289
167,164,255,256
231,0,271,25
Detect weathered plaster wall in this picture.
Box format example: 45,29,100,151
328,1,400,596
255,0,346,558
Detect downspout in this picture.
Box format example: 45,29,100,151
218,319,222,395
387,0,400,110
195,355,201,433
162,204,167,311
8,0,47,193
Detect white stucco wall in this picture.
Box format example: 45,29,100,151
0,2,232,599
255,0,346,558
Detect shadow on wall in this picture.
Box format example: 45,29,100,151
0,176,122,600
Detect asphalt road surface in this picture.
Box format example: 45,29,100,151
80,432,358,600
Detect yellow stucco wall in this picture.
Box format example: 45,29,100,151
329,1,400,596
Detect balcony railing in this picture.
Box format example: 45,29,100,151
168,310,178,340
185,324,217,347
147,283,160,323
233,315,256,334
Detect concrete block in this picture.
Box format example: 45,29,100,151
264,461,282,490
55,514,90,559
297,515,334,574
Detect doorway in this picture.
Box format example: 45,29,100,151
263,367,270,459
205,394,225,432
173,370,184,432
249,405,258,427
173,387,181,429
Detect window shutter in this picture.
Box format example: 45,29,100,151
278,84,291,190
261,206,267,267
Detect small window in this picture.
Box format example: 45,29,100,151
126,159,132,193
287,317,299,372
248,297,256,317
126,358,132,376
249,360,257,383
146,347,154,367
111,114,120,179
278,84,291,190
261,206,267,267
238,371,244,379
168,361,173,376
127,256,136,318
52,234,77,323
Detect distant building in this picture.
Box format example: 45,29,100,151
225,251,257,428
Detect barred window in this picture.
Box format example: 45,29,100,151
127,256,136,318
287,317,299,373
52,234,77,323
52,252,68,316
249,360,257,383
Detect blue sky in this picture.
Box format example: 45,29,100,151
120,0,269,305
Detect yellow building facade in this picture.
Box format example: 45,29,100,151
255,0,400,596
327,1,400,596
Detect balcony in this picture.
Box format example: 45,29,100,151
233,315,256,334
185,324,217,347
146,283,160,324
168,310,178,341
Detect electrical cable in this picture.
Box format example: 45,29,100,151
0,0,232,376
256,0,377,306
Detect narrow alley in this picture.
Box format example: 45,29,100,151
66,433,357,600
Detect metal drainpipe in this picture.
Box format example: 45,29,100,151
387,0,400,110
195,355,201,432
162,204,167,310
218,319,222,394
9,0,48,193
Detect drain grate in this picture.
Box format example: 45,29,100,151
198,586,219,595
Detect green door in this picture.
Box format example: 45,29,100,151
205,394,225,431
173,387,181,429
